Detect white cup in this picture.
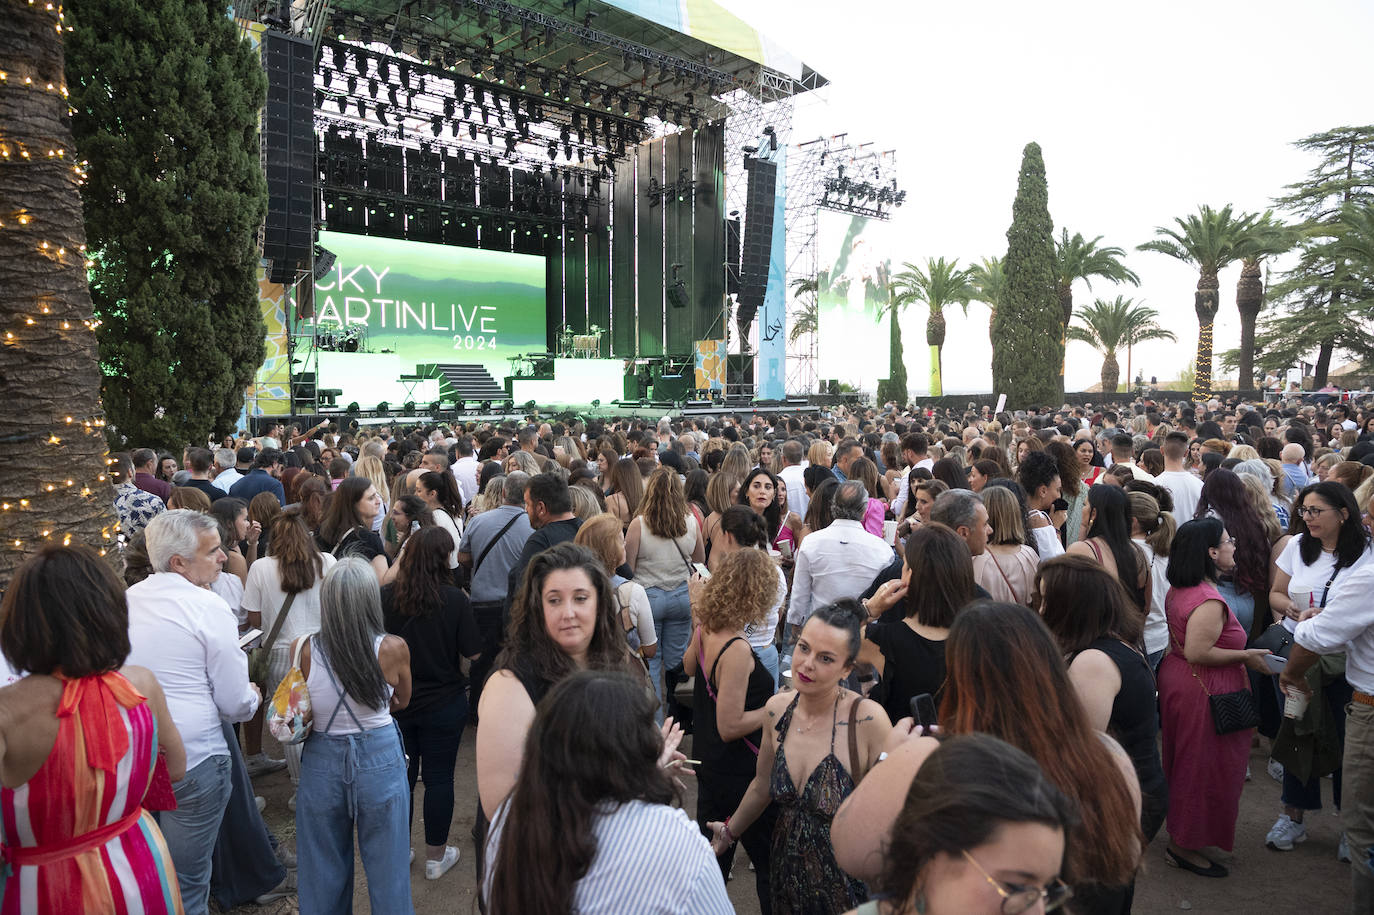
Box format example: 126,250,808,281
780,669,794,691
1289,589,1315,613
1283,685,1310,719
883,520,898,544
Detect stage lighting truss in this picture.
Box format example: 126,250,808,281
806,138,904,220
322,185,595,239
315,36,709,176
645,168,696,207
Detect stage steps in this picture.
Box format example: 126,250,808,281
420,363,509,403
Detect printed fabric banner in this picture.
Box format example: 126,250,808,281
310,231,546,377
816,212,891,394
755,146,787,401
694,339,726,391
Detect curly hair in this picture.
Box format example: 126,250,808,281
695,548,777,634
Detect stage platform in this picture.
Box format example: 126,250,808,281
315,353,442,408
509,358,625,408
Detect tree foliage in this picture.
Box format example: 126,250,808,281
992,142,1062,408
67,0,268,449
876,283,907,406
1246,126,1374,386
0,0,120,589
1052,230,1139,330
787,276,818,346
1065,296,1176,393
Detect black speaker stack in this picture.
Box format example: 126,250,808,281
736,157,777,319
262,32,316,285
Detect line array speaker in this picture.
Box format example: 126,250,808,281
262,32,315,284
737,157,777,317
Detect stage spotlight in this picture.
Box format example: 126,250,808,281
346,74,357,94
431,115,442,135
462,101,472,119
540,75,551,96
389,34,403,53
417,41,430,61
580,84,591,104
473,85,485,105
656,102,667,121
559,77,570,101
329,44,343,71
443,97,454,117
360,24,372,44
376,104,389,126
481,401,493,412
399,62,411,89
403,401,416,414
515,68,527,90
638,99,649,118
468,123,477,139
388,86,398,107
346,401,360,413
521,19,532,43
658,63,670,81
428,400,442,414
690,114,700,129
548,142,557,160
470,56,482,76
376,401,390,412
451,121,460,137
367,78,378,98
378,59,390,82
494,61,506,83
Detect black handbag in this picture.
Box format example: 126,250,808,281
1251,622,1293,658
1208,688,1262,735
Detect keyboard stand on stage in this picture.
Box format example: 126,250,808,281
398,374,425,402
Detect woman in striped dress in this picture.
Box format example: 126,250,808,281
0,544,186,914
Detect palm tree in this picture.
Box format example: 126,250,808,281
1066,297,1177,394
1233,212,1296,390
968,256,1006,334
787,276,818,346
1139,204,1264,401
1,0,120,588
891,258,976,397
1054,230,1140,335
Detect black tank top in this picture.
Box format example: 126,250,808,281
1077,637,1166,801
693,636,774,777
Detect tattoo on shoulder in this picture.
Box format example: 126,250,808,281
837,715,875,727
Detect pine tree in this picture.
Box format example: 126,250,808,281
0,0,120,588
992,142,1062,408
1253,126,1374,386
66,0,268,449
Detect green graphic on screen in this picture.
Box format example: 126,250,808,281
311,231,546,373
816,212,891,393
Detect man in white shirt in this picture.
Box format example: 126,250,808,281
789,481,895,629
889,433,935,518
127,510,261,915
1108,432,1154,480
1154,434,1203,521
1284,563,1374,906
777,440,809,518
452,434,481,505
211,447,241,493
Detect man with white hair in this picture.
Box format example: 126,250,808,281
212,447,240,493
126,510,262,915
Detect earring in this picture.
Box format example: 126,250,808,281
914,895,927,914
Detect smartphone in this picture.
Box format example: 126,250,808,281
692,562,712,580
238,628,264,649
909,693,938,729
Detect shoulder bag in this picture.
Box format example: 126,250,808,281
1251,562,1345,659
1170,609,1258,735
248,591,296,689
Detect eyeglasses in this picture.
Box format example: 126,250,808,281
1298,505,1331,518
1218,536,1235,546
961,850,1073,914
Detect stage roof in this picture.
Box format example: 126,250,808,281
319,0,827,107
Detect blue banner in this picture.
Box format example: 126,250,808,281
756,147,787,400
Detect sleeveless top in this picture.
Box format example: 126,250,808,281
693,636,774,778
306,634,394,734
634,515,699,591
769,692,869,912
0,674,183,914
1072,638,1167,805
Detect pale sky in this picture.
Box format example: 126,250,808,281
724,0,1374,394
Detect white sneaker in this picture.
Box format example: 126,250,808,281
425,846,460,880
1266,814,1308,851
1339,832,1352,862
254,795,266,813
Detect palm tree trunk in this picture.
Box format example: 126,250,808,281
1236,259,1264,390
930,345,943,397
1101,353,1120,394
0,0,119,588
1192,270,1221,402
927,308,945,397
1058,282,1073,377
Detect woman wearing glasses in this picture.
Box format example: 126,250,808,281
841,734,1075,915
1263,481,1371,857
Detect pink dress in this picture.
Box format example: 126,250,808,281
1157,582,1250,851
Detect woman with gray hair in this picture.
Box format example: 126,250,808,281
292,558,414,914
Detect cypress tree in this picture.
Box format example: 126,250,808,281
878,285,908,406
992,142,1063,408
66,0,268,449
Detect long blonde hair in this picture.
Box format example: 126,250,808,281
637,467,688,539
353,455,390,506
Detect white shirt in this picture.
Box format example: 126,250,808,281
778,463,808,518
890,459,935,518
433,508,463,569
745,563,788,653
1154,470,1203,523
213,468,243,493
241,554,335,649
1276,535,1374,633
789,519,894,625
1136,540,1171,656
453,455,480,506
126,572,260,770
1296,563,1374,694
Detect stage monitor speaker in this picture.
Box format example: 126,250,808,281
737,158,777,313
653,374,689,402
262,32,315,277
667,279,690,309
727,354,755,388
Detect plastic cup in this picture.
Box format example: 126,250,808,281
1283,685,1310,719
780,669,794,691
883,520,898,544
1289,589,1315,614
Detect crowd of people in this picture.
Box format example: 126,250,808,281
7,392,1374,913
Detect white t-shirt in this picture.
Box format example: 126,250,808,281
612,577,657,652
242,553,336,649
432,508,463,569
1135,540,1170,656
1154,470,1203,523
1275,535,1373,632
744,563,787,653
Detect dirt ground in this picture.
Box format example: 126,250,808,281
231,734,1352,914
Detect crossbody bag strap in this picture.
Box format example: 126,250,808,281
261,591,297,653
1319,562,1345,609
987,551,1021,605
473,512,523,576
847,695,862,780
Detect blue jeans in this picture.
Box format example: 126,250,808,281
297,723,414,915
646,582,692,707
755,642,780,688
397,694,468,848
157,754,233,915
211,721,285,907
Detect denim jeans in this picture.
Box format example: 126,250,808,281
646,582,692,707
157,754,233,915
397,694,468,848
211,720,286,907
297,722,414,915
755,642,780,688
